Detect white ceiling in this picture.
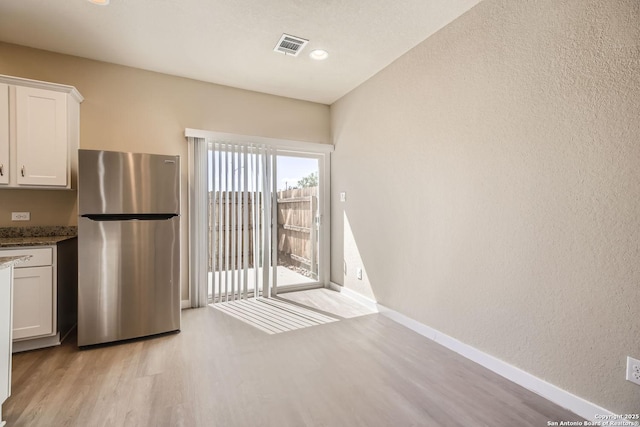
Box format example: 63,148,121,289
0,0,481,104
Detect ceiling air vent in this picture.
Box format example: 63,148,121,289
273,33,309,56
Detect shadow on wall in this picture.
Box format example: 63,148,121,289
330,144,435,310
332,180,391,303
340,211,376,301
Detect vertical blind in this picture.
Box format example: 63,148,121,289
188,136,208,308
209,141,277,303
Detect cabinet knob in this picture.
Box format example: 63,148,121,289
21,166,25,177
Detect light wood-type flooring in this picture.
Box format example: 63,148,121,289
5,288,582,426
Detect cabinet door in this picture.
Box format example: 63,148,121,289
15,86,68,187
0,83,8,185
0,267,12,405
13,266,53,340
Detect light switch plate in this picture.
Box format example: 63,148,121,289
11,212,30,221
340,192,346,202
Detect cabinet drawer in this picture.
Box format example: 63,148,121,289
0,247,52,267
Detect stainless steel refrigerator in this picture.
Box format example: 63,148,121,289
77,149,180,346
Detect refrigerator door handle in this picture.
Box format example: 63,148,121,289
81,214,178,221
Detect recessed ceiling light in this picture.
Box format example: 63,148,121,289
309,49,329,61
87,0,110,5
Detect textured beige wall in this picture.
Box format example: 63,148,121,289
331,0,639,414
0,42,331,300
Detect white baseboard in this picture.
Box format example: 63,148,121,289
328,282,379,312
181,299,191,309
13,332,61,353
276,283,324,294
328,283,620,424
376,305,622,423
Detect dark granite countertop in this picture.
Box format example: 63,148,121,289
0,226,77,248
0,235,77,248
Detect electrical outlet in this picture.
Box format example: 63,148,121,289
626,356,640,386
11,212,30,221
356,267,363,280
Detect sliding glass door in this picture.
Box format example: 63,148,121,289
206,143,328,302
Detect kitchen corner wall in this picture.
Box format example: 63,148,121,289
331,0,639,415
0,42,331,300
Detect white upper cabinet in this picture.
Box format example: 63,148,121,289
16,86,68,187
0,75,82,189
0,84,8,186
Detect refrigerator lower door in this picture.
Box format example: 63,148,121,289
78,216,180,346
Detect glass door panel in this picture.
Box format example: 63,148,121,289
275,154,321,290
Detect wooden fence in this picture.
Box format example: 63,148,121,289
208,191,259,272
276,187,318,279
208,187,318,279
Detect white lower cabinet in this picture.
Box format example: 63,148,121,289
0,240,77,353
0,266,12,427
12,266,53,340
0,247,55,347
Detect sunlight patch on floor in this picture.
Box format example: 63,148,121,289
211,297,338,334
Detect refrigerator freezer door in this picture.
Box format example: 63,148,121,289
78,149,180,215
78,216,180,346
